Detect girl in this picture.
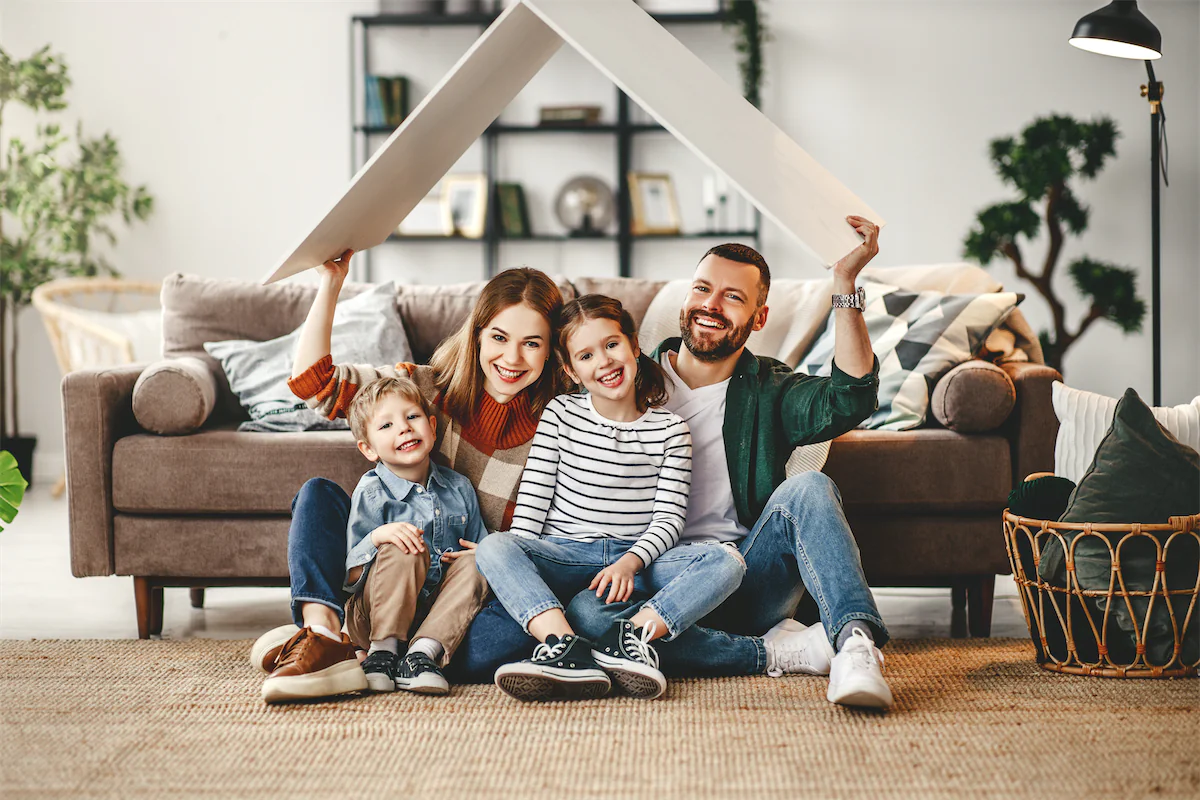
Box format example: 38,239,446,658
254,251,569,703
475,294,746,702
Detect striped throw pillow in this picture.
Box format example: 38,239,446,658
798,283,1022,431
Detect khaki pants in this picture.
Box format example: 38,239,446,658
345,545,489,665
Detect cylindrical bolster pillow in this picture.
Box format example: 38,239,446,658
931,360,1016,433
132,357,218,435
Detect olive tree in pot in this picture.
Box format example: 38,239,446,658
963,114,1145,373
0,45,153,484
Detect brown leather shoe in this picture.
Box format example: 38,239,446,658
250,624,299,674
261,627,368,704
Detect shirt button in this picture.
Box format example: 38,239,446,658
415,487,423,494
434,508,441,516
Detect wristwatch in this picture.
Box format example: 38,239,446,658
832,286,866,311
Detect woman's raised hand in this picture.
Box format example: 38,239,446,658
317,248,354,283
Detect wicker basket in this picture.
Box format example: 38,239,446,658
1003,510,1199,678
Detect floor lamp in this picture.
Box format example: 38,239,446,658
1069,0,1168,405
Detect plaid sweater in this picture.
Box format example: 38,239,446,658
288,355,538,532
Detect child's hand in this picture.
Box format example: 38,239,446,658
370,522,425,554
317,248,353,284
589,553,642,604
440,539,478,562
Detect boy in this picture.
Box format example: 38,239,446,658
341,376,489,695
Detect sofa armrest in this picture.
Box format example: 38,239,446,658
62,364,146,577
998,362,1061,489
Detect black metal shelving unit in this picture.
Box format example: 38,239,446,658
350,3,761,280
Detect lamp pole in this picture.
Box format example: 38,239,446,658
1143,60,1163,405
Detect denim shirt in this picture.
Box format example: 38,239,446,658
344,461,488,594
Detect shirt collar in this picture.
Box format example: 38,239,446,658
373,460,444,498
653,337,760,377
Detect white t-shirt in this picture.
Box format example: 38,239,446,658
660,351,749,543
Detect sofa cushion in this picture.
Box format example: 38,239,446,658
930,360,1016,433
824,429,1011,512
112,425,371,514
570,277,665,328
132,357,218,435
204,282,411,432
800,284,1022,431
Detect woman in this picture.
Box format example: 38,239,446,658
251,249,568,701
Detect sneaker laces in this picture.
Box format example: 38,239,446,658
532,638,570,663
766,640,811,678
622,622,660,670
273,627,311,669
842,628,885,672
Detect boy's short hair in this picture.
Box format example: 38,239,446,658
348,376,434,443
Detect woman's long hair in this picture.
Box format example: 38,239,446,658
429,267,569,422
555,294,668,413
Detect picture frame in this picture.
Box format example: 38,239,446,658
495,182,532,238
397,184,451,237
442,174,488,239
627,172,681,235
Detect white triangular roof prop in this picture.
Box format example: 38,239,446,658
265,0,884,284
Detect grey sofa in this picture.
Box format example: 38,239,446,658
62,270,1060,639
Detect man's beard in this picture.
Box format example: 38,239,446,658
678,308,755,363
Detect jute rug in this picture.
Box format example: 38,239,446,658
1,638,1196,799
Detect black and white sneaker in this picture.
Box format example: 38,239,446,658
494,634,611,702
395,651,450,696
590,619,667,699
361,650,399,693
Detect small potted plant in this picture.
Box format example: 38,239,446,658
0,45,153,483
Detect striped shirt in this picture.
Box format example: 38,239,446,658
509,393,692,567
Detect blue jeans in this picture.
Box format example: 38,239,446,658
564,472,889,677
287,478,531,683
474,532,745,640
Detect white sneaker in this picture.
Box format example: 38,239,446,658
763,619,835,677
826,628,893,710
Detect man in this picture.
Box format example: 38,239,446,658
566,215,893,709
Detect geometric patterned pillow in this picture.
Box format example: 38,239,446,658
798,283,1022,431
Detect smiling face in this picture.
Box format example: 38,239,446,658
564,317,641,417
477,301,551,405
678,254,769,363
357,393,437,479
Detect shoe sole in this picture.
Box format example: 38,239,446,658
250,624,300,674
261,660,368,704
396,674,450,695
591,650,667,700
365,672,397,693
827,679,893,710
494,665,610,702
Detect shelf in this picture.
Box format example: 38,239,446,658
355,122,668,135
355,10,729,29
385,231,757,244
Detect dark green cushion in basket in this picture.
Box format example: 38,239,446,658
1007,476,1076,521
1039,388,1199,665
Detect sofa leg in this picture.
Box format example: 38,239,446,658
967,574,995,637
133,577,158,639
950,584,968,639
150,585,165,636
190,588,206,609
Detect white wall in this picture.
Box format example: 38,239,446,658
3,0,1197,481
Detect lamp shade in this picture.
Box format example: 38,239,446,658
1069,1,1162,59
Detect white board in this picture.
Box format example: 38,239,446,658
263,2,563,284
525,0,884,266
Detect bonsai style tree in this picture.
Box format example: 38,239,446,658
0,44,153,457
963,114,1145,372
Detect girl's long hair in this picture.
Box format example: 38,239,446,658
556,294,668,413
430,267,569,422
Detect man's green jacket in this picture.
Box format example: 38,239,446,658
654,338,880,529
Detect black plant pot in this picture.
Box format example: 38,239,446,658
0,435,36,488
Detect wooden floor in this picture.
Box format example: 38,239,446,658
0,484,1029,640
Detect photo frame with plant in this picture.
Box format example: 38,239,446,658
495,182,531,238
